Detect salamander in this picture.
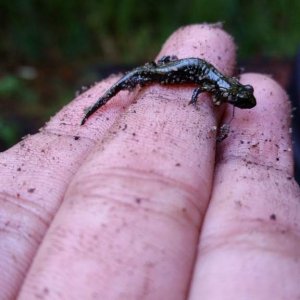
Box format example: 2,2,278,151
81,55,256,125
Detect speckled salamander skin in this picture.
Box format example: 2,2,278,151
81,56,256,125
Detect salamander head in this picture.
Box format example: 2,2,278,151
226,84,256,109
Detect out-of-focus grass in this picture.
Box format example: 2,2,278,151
1,0,298,63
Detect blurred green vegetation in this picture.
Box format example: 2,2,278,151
1,0,299,63
0,0,299,149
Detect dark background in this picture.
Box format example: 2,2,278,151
0,0,300,151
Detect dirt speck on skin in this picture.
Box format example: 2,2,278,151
175,163,181,167
28,188,35,193
270,214,277,221
34,286,50,299
74,136,80,140
235,200,243,208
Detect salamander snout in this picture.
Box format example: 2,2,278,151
232,84,256,109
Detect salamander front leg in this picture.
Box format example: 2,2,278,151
188,87,202,105
189,82,218,105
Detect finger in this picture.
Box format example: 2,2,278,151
189,74,300,299
18,24,236,299
0,72,134,298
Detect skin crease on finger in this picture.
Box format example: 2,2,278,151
17,25,236,299
188,74,300,299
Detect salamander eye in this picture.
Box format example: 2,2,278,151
244,85,254,93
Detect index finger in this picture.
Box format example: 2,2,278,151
18,24,237,299
189,74,300,299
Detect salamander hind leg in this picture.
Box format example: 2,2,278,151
157,55,178,65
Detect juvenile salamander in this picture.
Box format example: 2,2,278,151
81,55,256,125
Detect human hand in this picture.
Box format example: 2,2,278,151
1,24,300,300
